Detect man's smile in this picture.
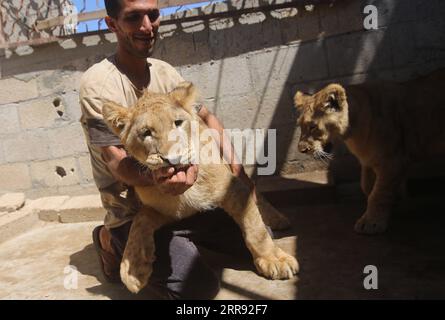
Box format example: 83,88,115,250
133,35,153,42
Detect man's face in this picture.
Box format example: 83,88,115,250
108,0,160,58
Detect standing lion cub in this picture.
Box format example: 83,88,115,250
103,82,298,293
294,70,445,234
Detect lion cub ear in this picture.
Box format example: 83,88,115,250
324,84,347,112
102,101,131,136
294,91,307,110
169,81,198,114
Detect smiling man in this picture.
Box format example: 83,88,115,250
79,0,255,299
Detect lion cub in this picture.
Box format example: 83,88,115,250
294,70,445,234
103,82,298,293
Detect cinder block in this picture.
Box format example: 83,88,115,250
0,193,26,212
25,186,60,200
77,155,94,184
389,22,417,67
208,28,226,60
0,207,39,244
82,34,102,47
376,0,417,26
335,0,366,34
0,77,39,104
59,194,106,223
60,91,82,123
180,20,206,33
412,0,439,21
57,185,98,197
253,87,296,128
213,93,259,129
18,97,61,130
180,57,253,100
248,47,288,94
280,15,299,44
216,21,263,58
414,18,445,62
261,17,285,48
238,12,265,25
0,163,32,191
271,7,298,20
274,123,304,163
319,3,339,37
0,104,20,135
48,123,88,158
3,130,51,162
297,9,320,41
203,0,229,14
30,195,70,222
232,0,260,10
249,41,328,94
30,158,80,188
155,33,200,67
0,142,4,165
326,30,391,77
36,70,82,96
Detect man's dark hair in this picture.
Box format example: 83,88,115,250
104,0,122,19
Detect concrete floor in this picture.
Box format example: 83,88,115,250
1,200,445,299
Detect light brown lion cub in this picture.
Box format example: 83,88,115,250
294,70,445,234
103,82,299,293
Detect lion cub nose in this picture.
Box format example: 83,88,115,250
298,142,311,153
162,155,182,165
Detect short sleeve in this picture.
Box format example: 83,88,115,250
80,83,122,147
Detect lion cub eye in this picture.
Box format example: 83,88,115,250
174,120,184,127
309,124,317,132
141,128,152,138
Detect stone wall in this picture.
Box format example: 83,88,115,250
0,0,444,197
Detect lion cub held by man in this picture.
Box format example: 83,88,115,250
295,70,445,234
103,82,298,293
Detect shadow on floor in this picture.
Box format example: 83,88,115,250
68,195,445,300
68,226,273,300
286,197,445,299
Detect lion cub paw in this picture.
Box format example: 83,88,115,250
254,248,299,280
120,259,152,294
354,212,389,234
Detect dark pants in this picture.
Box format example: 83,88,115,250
110,208,266,299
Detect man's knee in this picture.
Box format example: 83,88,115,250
153,235,220,300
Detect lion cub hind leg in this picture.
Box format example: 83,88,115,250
120,207,173,294
222,179,299,280
256,193,291,231
355,165,404,234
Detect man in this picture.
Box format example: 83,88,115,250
80,0,257,299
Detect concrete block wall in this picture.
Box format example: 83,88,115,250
0,0,444,197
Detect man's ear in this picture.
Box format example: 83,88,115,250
102,101,130,136
169,82,198,114
294,91,307,110
105,16,118,33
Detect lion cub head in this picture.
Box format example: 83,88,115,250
294,84,349,160
103,82,198,170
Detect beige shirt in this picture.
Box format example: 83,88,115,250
79,56,185,228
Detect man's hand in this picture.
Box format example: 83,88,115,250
152,165,199,196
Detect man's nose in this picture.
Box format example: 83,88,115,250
141,14,153,33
